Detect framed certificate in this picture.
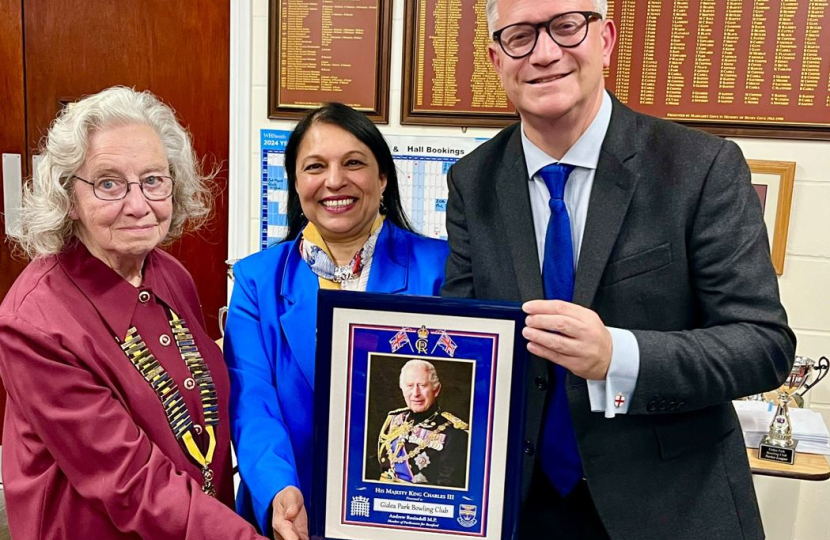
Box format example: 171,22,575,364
747,159,795,276
313,291,527,540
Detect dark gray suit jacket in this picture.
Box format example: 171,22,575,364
442,97,795,540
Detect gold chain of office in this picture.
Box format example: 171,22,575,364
117,307,219,497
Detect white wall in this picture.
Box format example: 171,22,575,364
240,1,830,538
744,138,830,540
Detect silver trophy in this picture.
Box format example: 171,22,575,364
758,355,829,464
218,259,239,337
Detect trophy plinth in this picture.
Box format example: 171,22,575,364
758,355,828,465
758,392,799,464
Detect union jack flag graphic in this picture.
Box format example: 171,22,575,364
434,331,457,357
389,329,413,352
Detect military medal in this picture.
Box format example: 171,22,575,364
414,452,430,471
117,307,220,497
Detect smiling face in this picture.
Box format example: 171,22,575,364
294,122,387,247
70,123,172,276
400,364,441,413
488,0,615,127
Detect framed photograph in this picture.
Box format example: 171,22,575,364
268,0,392,122
747,160,796,275
313,291,528,540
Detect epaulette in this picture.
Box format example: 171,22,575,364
441,411,469,431
387,407,409,416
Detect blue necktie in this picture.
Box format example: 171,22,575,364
538,163,583,496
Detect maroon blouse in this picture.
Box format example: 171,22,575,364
0,242,264,540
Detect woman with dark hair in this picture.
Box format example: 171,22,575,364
281,102,414,241
224,103,448,539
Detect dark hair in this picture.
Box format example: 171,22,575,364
282,102,415,242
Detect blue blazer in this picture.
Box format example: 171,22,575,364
224,222,448,535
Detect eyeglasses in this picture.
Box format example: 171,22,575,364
492,11,603,59
73,174,174,201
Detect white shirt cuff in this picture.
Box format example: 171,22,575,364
587,327,640,418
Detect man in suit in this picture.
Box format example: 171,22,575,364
442,1,796,539
377,360,469,487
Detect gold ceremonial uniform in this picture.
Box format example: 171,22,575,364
377,406,469,488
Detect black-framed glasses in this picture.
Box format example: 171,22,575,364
493,11,603,59
73,174,174,201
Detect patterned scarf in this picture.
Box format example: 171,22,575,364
300,216,384,289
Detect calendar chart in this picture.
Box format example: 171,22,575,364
259,129,486,249
260,130,291,249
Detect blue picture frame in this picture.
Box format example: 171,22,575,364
313,290,528,540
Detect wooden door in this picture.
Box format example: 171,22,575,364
0,0,28,299
0,0,232,440
0,0,30,442
20,0,230,337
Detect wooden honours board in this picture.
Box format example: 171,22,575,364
402,0,830,138
605,0,830,139
402,0,518,127
269,0,392,122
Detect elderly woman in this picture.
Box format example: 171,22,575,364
225,102,449,539
0,87,264,539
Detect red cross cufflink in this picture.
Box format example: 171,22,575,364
614,393,626,408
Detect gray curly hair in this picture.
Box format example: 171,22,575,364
486,0,608,35
399,359,441,391
10,86,212,258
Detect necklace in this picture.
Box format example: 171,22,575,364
117,307,219,497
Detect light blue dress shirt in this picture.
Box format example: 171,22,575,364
521,90,638,417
